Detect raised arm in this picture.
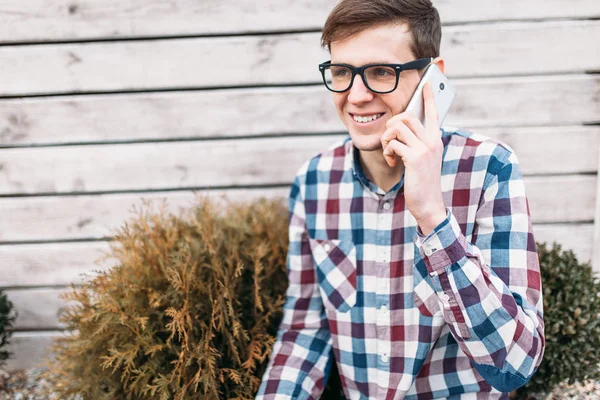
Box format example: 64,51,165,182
414,149,545,392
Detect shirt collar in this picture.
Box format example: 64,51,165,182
346,127,451,197
346,136,394,197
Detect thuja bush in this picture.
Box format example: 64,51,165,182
0,289,16,366
41,196,295,399
515,242,600,398
40,194,599,399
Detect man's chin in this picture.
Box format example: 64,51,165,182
349,131,383,152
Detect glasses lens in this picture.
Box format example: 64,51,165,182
364,66,397,93
323,65,352,92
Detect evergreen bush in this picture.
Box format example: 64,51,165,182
515,242,600,398
42,196,293,399
40,197,600,399
0,289,16,367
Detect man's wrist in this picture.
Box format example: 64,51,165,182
418,208,448,237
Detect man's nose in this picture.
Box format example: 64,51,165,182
347,74,374,103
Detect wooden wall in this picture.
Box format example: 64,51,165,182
1,0,599,371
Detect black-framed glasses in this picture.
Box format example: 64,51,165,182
318,58,432,94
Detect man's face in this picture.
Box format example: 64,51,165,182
329,23,423,152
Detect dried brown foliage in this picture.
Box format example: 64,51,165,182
40,195,291,399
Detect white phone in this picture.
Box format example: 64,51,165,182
404,63,456,129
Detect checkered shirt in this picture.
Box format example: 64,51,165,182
256,128,545,399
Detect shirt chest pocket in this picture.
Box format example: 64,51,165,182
308,238,357,313
412,256,442,318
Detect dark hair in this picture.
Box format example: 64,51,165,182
321,0,442,59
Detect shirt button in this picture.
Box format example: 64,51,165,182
442,294,450,301
324,244,331,252
380,305,388,313
383,202,391,210
381,354,389,363
425,248,433,256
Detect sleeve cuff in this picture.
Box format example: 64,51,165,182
414,207,468,275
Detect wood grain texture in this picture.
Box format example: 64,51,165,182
1,75,599,146
0,188,290,242
2,331,62,371
0,126,598,196
0,174,593,243
0,0,598,43
594,142,600,272
0,136,342,195
5,288,72,330
4,222,594,331
0,241,113,288
0,21,598,96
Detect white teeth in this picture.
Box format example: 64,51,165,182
353,113,381,123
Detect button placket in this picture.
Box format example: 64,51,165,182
376,206,388,264
381,249,389,263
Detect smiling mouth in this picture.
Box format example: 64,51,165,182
350,113,384,123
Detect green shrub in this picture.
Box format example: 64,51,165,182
42,196,293,399
0,289,16,367
516,242,600,398
41,196,599,399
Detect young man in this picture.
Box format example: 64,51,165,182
256,0,545,398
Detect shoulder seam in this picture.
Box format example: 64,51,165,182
482,145,514,191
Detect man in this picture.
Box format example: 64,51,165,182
256,0,545,398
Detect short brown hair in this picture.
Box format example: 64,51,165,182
321,0,442,59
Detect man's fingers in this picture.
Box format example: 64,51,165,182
381,120,420,150
423,82,439,134
399,114,426,142
383,140,409,167
381,128,398,166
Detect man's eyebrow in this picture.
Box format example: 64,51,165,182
331,60,399,65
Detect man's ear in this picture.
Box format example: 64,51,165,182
432,56,445,74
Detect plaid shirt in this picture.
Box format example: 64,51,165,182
256,128,545,399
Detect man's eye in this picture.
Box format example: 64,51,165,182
332,68,349,77
373,68,393,76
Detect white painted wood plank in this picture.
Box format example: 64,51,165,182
535,224,595,267
0,174,593,243
525,175,596,224
0,21,598,96
593,142,600,273
0,136,343,195
441,20,600,78
5,222,593,331
0,0,598,43
6,288,72,330
1,126,598,196
0,188,290,242
474,126,600,176
1,75,599,146
2,331,63,372
0,241,113,288
435,0,600,23
444,74,600,130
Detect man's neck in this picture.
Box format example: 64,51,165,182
357,148,405,193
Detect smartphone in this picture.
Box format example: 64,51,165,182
404,63,456,129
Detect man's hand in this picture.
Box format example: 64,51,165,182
381,82,447,235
